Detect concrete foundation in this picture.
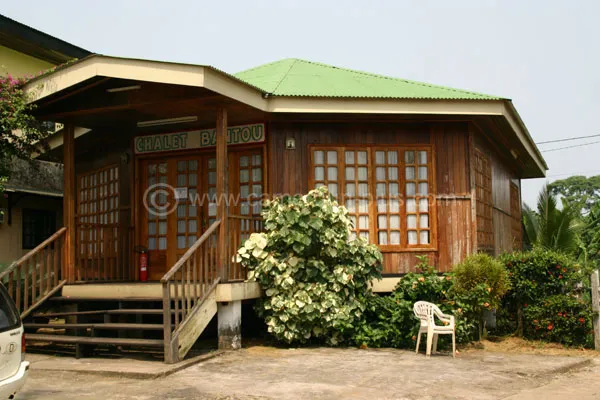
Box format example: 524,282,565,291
217,300,242,350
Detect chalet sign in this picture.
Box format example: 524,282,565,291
134,123,265,154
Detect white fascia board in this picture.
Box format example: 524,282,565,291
501,102,548,176
266,97,506,115
24,55,206,102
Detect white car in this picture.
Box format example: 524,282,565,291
0,283,28,399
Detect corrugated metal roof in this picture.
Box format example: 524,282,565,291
234,58,503,100
5,158,63,197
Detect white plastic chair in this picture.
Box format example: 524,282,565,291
413,301,456,358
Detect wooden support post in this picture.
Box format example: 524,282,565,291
592,270,600,350
216,107,229,282
63,124,76,283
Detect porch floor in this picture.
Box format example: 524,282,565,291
60,277,401,301
61,281,263,302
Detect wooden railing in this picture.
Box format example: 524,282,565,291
228,215,264,281
0,228,67,318
75,223,134,281
161,219,221,363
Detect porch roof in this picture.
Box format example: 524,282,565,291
24,54,547,178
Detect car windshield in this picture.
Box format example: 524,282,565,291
0,284,19,331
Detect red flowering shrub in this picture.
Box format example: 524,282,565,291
524,295,593,346
497,249,593,347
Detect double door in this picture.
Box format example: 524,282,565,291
140,150,264,280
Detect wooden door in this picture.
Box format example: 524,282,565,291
140,148,264,280
141,155,216,280
141,159,171,280
172,157,204,264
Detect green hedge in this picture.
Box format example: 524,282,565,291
497,248,594,346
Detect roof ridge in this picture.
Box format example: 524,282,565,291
235,58,298,76
291,58,498,99
268,59,297,95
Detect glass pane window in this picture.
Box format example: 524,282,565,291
341,150,371,239
312,148,341,200
404,149,431,246
310,146,434,249
77,165,120,257
237,151,264,236
374,148,403,247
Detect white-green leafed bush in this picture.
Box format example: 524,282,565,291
237,187,382,345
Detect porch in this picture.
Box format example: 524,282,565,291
2,56,274,363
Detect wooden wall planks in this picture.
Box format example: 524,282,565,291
269,121,472,274
437,198,472,271
71,119,502,276
473,130,523,256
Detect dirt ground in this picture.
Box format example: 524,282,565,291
463,336,600,357
16,345,600,400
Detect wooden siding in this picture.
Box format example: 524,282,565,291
510,181,523,251
473,130,523,256
474,149,494,254
437,198,472,270
268,121,471,274
71,120,489,276
432,125,470,196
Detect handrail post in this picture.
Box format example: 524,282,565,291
216,107,229,282
162,281,174,363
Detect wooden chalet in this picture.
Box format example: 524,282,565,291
3,56,547,363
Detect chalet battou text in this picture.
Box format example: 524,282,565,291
134,123,265,154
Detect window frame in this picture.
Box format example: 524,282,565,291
308,144,437,252
76,164,120,257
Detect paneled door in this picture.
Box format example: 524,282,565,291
141,155,218,280
140,149,264,280
141,158,172,280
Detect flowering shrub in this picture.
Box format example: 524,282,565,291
452,253,511,338
0,74,52,191
238,187,383,345
453,254,511,309
523,295,593,346
497,248,584,337
352,257,485,348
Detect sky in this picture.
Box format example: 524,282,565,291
3,0,599,206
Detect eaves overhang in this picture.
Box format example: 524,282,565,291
24,55,547,178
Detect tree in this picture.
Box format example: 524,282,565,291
578,202,600,270
549,175,600,216
0,74,51,192
522,184,581,255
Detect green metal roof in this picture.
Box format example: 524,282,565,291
234,58,502,100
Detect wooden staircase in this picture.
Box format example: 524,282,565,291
4,216,252,363
23,297,175,358
23,287,220,360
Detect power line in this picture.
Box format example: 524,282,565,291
541,140,600,153
538,133,600,145
547,169,600,178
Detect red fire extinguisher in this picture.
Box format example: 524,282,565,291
135,246,149,282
